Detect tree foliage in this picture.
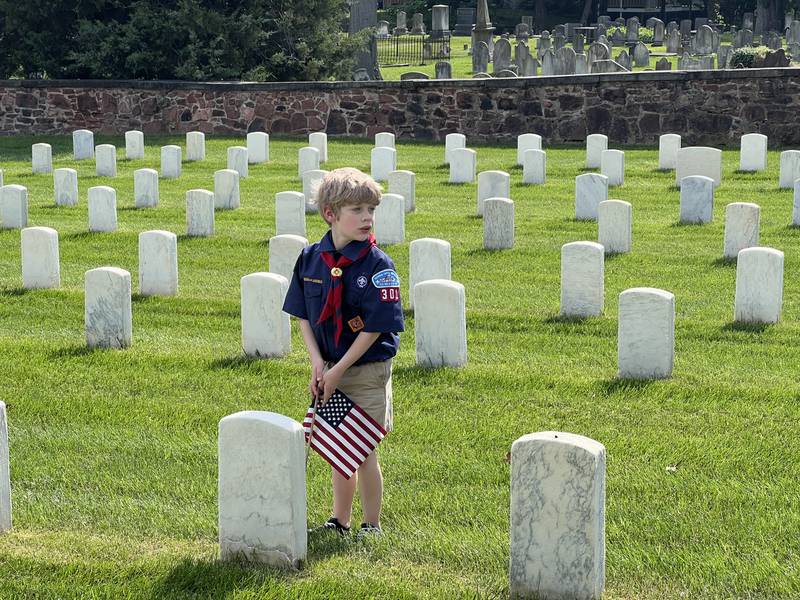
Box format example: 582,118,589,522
0,0,363,81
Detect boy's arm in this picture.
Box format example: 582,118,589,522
319,331,381,404
298,319,326,400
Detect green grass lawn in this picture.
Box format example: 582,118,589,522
1,134,800,599
381,35,683,80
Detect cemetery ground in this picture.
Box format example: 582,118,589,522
1,134,800,599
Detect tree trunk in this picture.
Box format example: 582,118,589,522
534,0,546,30
580,0,594,24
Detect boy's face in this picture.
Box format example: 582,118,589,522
326,202,376,244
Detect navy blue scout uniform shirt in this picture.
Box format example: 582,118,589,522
283,231,405,365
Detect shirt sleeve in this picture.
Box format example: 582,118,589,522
361,257,405,333
282,252,308,319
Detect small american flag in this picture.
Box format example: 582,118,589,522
303,389,386,479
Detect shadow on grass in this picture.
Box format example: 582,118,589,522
598,377,656,394
0,287,30,298
721,321,772,333
711,257,736,268
669,220,708,228
61,231,97,241
463,246,511,256
48,344,106,359
542,314,591,325
119,205,147,212
210,354,268,370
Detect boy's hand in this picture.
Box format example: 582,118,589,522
319,363,344,406
309,359,325,401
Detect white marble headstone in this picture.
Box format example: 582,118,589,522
95,144,117,177
415,279,467,367
21,226,60,289
308,132,328,163
658,133,681,170
679,175,714,224
586,134,608,169
600,149,624,186
723,202,760,259
134,168,159,208
161,145,182,179
598,200,631,254
125,130,144,160
477,170,510,216
186,131,206,162
298,147,320,178
247,132,269,163
32,143,52,174
275,191,306,237
303,169,329,214
85,266,132,349
445,133,466,165
676,147,721,188
560,241,604,318
484,198,514,250
449,148,477,184
214,169,240,210
409,238,451,310
575,173,609,221
218,411,306,568
793,181,800,227
186,189,215,237
375,132,396,148
0,184,28,229
618,287,674,379
734,247,783,324
54,168,78,207
371,147,397,182
73,129,94,160
388,170,416,213
241,273,291,357
739,133,767,172
139,230,178,297
522,149,546,185
374,193,405,245
0,401,9,533
510,431,605,600
269,234,308,287
779,150,800,189
227,146,248,178
88,186,117,232
517,133,542,166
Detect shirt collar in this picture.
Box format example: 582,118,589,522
318,230,372,261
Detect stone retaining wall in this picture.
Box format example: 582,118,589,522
2,69,800,146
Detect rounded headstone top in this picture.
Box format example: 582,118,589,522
380,193,404,202
215,169,239,176
162,145,181,150
22,225,57,235
389,169,414,176
416,278,464,293
2,184,26,192
55,167,77,175
727,201,760,209
620,287,674,301
411,237,450,248
89,185,116,193
479,170,509,177
136,168,159,175
562,240,604,252
140,229,176,240
511,431,606,456
270,233,308,244
242,271,289,285
86,266,130,278
219,410,303,432
738,246,783,259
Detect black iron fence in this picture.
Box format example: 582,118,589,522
375,33,451,66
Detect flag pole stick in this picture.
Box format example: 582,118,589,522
305,393,319,468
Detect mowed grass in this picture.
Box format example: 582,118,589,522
1,134,800,599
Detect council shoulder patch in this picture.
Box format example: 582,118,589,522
371,269,401,288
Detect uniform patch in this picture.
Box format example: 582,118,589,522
371,269,401,288
348,316,365,332
356,275,368,288
379,287,400,303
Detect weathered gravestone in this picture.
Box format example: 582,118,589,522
517,134,542,166
32,143,52,174
298,147,320,177
632,42,649,67
88,186,117,233
0,185,28,229
618,288,675,379
415,280,467,367
218,411,306,568
555,46,577,74
435,61,452,79
734,247,783,324
269,234,307,285
493,38,512,73
615,49,632,70
696,25,714,54
375,132,395,148
541,49,556,75
308,132,328,163
453,8,474,36
587,42,610,64
247,132,269,163
586,134,608,169
561,241,605,317
409,238,451,310
598,200,632,254
134,169,159,208
601,150,624,187
473,41,490,74
779,150,800,188
21,226,60,289
241,273,291,357
54,168,78,207
227,146,248,179
445,133,466,165
538,31,552,58
95,144,117,177
374,193,405,245
476,170,510,216
139,230,178,297
303,169,329,214
214,169,240,210
161,145,182,179
740,133,768,172
655,57,672,70
186,131,205,162
676,147,721,188
575,173,609,221
0,401,9,533
371,147,397,182
72,129,94,160
275,192,306,237
575,53,589,74
388,170,416,213
523,150,546,185
186,189,215,237
125,130,144,160
724,203,760,259
450,148,477,184
509,432,606,600
483,198,514,250
792,182,800,226
411,12,425,34
652,18,665,45
394,10,407,35
666,30,681,53
679,176,714,224
85,267,132,349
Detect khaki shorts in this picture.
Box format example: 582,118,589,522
324,360,393,432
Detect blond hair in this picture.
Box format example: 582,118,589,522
314,168,382,223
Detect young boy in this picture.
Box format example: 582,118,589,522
282,167,404,536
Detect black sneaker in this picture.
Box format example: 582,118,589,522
317,516,350,536
357,522,382,538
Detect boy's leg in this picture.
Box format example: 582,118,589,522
357,450,383,526
332,469,358,527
